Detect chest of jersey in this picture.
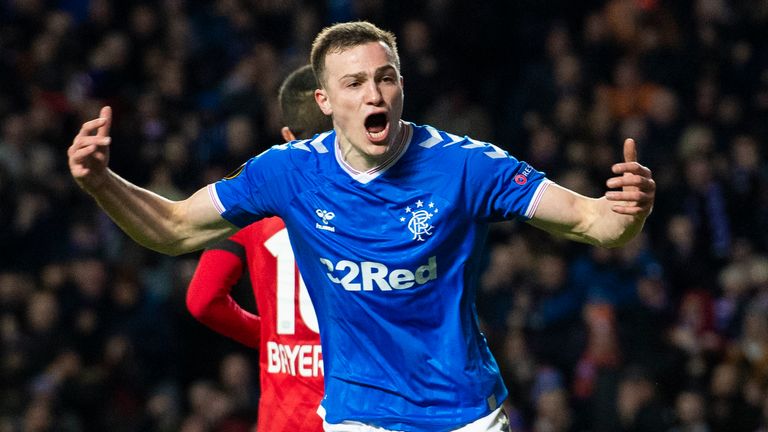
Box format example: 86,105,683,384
283,170,463,276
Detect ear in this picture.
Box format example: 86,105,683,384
281,126,296,142
315,89,333,115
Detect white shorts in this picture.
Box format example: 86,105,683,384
322,407,510,432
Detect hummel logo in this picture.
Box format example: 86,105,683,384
315,209,335,224
315,209,336,232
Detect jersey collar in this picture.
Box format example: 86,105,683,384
334,121,412,184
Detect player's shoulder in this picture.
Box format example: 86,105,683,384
268,130,335,159
236,130,335,180
408,123,514,163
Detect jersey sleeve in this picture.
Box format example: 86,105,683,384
186,233,261,349
462,140,551,222
207,146,290,228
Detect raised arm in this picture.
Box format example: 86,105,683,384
527,138,655,248
68,106,237,255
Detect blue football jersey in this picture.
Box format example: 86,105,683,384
209,123,551,431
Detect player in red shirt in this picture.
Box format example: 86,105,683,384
186,65,332,431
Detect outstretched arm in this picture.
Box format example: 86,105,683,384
528,138,655,248
187,240,261,349
68,106,237,255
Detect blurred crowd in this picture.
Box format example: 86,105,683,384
1,0,767,431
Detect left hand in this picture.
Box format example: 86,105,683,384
604,138,655,216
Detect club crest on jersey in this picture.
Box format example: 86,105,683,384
399,199,439,242
315,209,336,232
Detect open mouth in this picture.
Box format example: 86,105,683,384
364,113,389,142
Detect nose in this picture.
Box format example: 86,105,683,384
364,81,383,105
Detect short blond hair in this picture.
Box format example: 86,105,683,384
310,21,400,87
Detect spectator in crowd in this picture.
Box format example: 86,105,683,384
668,388,709,432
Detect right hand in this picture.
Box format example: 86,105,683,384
68,106,112,191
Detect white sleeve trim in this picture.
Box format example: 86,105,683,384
207,184,226,214
524,179,552,219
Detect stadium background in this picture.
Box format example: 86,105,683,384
1,0,768,430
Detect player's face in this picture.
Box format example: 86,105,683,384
315,41,404,171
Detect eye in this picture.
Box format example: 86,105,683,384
347,81,361,88
381,75,396,83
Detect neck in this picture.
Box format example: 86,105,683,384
339,121,404,172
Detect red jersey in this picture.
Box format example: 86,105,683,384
187,217,323,431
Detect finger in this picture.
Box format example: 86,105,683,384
605,190,650,202
611,162,651,177
606,174,654,189
70,136,111,155
623,138,637,163
96,106,112,138
68,139,90,157
77,117,109,137
611,205,651,215
70,144,101,162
